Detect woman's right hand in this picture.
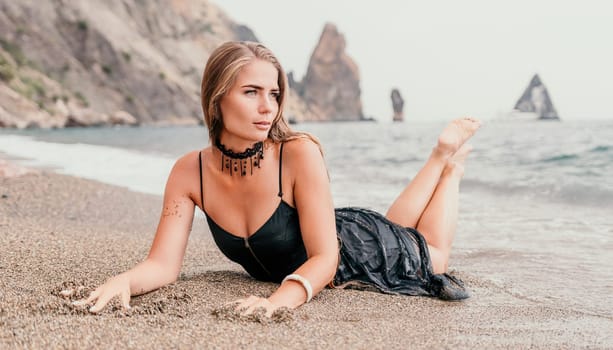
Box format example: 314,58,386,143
74,273,132,313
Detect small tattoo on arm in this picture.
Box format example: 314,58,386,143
162,199,188,217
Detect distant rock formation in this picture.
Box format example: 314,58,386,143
391,88,404,122
514,74,559,120
0,0,306,128
293,23,364,121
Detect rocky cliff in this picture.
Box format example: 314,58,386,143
292,23,364,121
514,74,559,120
0,2,364,128
0,0,259,128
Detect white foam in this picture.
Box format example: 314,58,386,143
0,135,174,195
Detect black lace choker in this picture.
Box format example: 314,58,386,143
214,139,264,176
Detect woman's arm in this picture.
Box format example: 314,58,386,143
238,139,338,314
82,153,197,312
271,139,338,307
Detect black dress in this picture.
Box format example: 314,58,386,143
332,207,468,300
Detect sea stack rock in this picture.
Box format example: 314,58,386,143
514,74,559,120
299,23,363,121
391,88,404,122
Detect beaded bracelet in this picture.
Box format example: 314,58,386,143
282,274,313,303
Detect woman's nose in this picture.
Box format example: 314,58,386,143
258,95,274,114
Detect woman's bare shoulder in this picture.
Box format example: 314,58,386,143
169,148,212,177
282,137,322,160
164,148,211,202
282,137,325,175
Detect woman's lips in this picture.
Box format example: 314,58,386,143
254,121,271,130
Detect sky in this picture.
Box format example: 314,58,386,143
216,0,613,121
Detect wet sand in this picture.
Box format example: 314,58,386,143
1,167,611,349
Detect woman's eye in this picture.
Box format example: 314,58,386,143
270,92,280,99
245,90,257,96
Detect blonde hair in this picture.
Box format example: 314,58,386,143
201,41,321,150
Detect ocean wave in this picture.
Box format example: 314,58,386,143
0,135,173,195
540,153,579,162
589,145,611,153
538,144,612,165
462,178,613,208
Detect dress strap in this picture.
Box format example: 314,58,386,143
198,151,204,210
278,143,284,198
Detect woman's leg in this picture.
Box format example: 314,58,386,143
416,146,470,273
385,118,480,228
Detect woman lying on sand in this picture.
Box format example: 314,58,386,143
78,41,481,316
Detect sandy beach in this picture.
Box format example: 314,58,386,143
1,162,612,349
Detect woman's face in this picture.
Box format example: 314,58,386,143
219,59,280,146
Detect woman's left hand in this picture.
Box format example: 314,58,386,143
231,295,279,317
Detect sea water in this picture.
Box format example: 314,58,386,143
1,120,611,317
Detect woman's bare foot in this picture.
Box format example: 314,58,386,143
434,117,481,159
